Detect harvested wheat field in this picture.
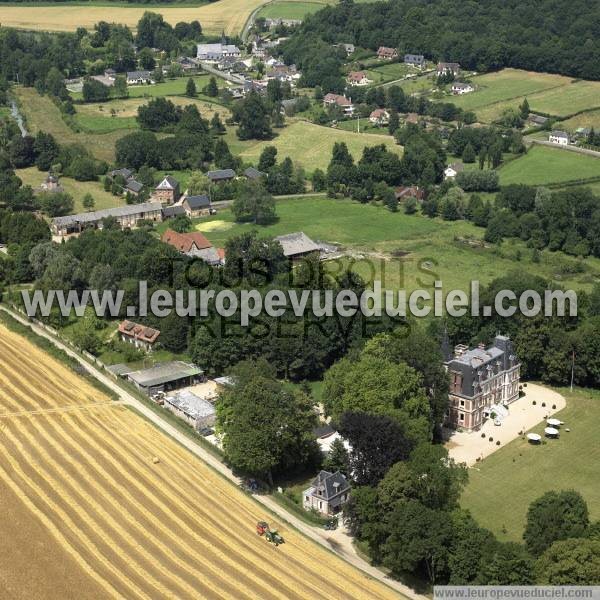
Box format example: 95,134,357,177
0,325,399,600
0,0,266,35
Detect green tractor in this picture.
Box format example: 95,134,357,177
256,521,285,546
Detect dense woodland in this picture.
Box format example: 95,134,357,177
281,0,600,86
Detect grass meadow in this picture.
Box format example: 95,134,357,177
461,386,600,541
498,145,600,186
74,95,230,133
448,69,600,123
16,167,125,213
256,0,328,19
183,196,600,293
225,120,403,173
15,87,123,163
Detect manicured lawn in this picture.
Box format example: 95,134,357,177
498,145,600,186
461,386,600,542
73,96,230,133
225,120,403,173
70,75,215,102
363,62,411,85
256,0,327,20
15,87,125,163
183,196,600,293
16,167,125,213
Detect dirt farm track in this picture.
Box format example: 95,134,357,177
0,324,398,600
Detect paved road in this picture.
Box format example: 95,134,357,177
0,304,422,600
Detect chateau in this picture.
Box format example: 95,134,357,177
444,335,521,431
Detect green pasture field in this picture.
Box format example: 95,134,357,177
177,196,600,294
256,0,327,19
15,87,124,163
225,120,403,173
450,69,600,123
498,145,600,186
73,95,231,133
16,167,125,213
461,386,600,541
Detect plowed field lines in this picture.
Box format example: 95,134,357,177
0,325,399,599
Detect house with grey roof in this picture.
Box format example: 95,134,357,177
182,194,212,217
207,168,236,183
126,70,153,85
404,54,425,68
303,470,351,516
162,204,186,219
243,167,266,180
51,201,163,238
127,361,204,395
549,130,569,145
196,43,241,61
125,178,144,196
444,335,521,431
274,232,320,259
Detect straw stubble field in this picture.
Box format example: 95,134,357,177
0,325,399,600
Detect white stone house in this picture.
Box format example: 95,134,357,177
303,470,351,516
549,130,569,145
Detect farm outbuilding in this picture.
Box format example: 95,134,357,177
163,389,216,430
127,361,204,395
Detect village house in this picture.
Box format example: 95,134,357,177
126,70,153,85
90,73,115,87
323,93,354,115
161,228,212,254
303,471,351,516
153,175,181,204
437,62,461,77
275,231,320,259
444,335,521,431
266,64,300,84
162,204,186,219
196,43,241,61
51,202,163,238
207,168,236,184
243,167,266,181
40,172,64,193
549,130,569,145
347,71,372,86
175,56,200,71
377,46,398,60
161,229,224,265
339,43,355,56
118,320,160,352
182,194,212,217
451,82,474,94
444,162,464,179
394,185,425,202
264,17,302,28
404,54,425,68
369,108,390,125
124,178,144,197
528,114,549,127
108,167,133,182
